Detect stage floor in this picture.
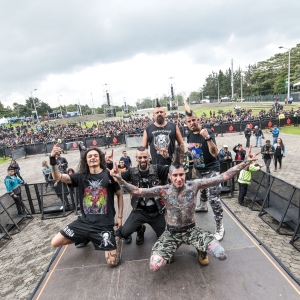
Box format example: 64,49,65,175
33,196,300,300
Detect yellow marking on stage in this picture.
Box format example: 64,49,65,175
36,245,69,300
223,205,300,295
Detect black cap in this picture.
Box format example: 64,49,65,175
238,143,242,147
7,166,14,171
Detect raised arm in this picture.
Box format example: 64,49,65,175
193,146,259,189
200,128,218,157
175,125,185,153
107,162,166,198
50,144,72,184
142,130,148,148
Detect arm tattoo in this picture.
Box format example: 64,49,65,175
122,181,165,198
51,165,72,183
207,141,218,157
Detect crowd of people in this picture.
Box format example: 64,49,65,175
0,102,298,149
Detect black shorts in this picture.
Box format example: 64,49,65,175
60,218,116,251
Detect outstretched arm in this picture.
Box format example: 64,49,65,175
107,163,166,198
50,144,72,184
193,146,259,189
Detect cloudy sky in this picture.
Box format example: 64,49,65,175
0,0,299,109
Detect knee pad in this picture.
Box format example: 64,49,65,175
206,240,227,261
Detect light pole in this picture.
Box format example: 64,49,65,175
30,89,39,123
91,93,95,114
58,95,63,118
279,46,291,103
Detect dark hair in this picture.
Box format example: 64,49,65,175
67,168,75,174
169,146,184,174
155,98,161,107
78,148,106,175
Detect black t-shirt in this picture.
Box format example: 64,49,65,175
187,129,220,172
145,122,176,165
275,146,282,156
70,171,120,226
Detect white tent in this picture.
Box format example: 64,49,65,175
0,117,8,124
293,81,300,87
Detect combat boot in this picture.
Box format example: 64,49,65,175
214,220,225,241
136,225,146,245
197,250,209,266
195,200,208,212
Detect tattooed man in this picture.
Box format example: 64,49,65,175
108,147,258,271
50,144,123,267
185,102,225,241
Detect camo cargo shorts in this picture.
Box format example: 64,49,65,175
151,226,215,261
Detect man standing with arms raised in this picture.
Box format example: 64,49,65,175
185,102,224,241
142,100,184,165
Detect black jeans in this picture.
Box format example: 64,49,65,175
238,183,248,204
11,193,24,215
274,155,282,169
120,209,166,238
245,136,251,148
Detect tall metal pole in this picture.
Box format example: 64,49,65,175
30,89,39,123
58,95,63,118
231,59,234,99
217,81,220,102
241,75,243,101
91,93,95,114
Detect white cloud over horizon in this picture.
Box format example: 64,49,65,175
0,0,299,110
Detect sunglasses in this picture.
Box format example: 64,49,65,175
136,156,148,160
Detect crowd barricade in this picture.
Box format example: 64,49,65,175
12,148,26,160
85,136,106,148
24,144,45,156
106,135,124,147
0,187,33,238
219,161,234,196
4,148,12,158
39,182,77,220
290,219,300,251
125,134,143,148
64,140,83,151
258,173,300,236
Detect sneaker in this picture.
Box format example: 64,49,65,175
197,250,209,266
124,235,132,244
76,239,90,248
214,224,225,241
239,202,247,207
136,225,146,245
195,204,208,212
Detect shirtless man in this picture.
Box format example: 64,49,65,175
109,146,258,271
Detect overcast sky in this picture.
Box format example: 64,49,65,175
0,0,299,110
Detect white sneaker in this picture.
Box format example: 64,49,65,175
195,204,208,212
214,224,225,241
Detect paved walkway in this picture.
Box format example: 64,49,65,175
0,130,299,299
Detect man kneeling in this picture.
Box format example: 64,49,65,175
109,147,258,271
50,144,123,267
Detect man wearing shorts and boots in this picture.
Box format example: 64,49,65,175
50,144,123,267
109,146,258,270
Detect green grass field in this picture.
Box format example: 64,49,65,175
0,157,11,165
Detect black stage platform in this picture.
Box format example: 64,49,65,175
33,196,300,300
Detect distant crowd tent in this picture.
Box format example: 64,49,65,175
293,81,300,87
0,117,9,124
66,111,81,117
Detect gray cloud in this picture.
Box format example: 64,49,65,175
0,0,299,98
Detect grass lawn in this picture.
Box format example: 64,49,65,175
0,157,11,165
279,126,300,135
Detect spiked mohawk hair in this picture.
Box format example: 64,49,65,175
155,98,161,107
169,145,184,174
185,100,193,117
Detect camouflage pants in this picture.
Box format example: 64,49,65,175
151,226,215,261
196,170,223,221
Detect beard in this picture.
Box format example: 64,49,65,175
139,162,148,171
156,116,165,124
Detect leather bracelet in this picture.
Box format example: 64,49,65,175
118,216,122,219
205,136,212,141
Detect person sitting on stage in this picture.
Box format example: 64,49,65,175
50,144,123,267
108,146,259,271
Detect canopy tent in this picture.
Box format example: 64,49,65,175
293,81,300,87
0,117,9,124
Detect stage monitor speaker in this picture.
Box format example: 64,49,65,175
105,108,115,118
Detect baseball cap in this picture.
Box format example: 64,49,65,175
237,143,242,147
223,145,228,148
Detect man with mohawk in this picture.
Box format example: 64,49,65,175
108,146,259,270
142,99,184,165
184,101,225,241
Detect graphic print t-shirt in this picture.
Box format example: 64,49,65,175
70,171,120,226
187,129,219,172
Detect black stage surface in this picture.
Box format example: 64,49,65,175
33,196,300,300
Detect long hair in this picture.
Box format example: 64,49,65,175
277,138,284,151
78,148,106,175
42,160,47,167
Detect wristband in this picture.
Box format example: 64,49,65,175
49,156,57,166
205,136,212,142
118,216,122,219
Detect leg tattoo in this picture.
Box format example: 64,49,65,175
206,240,227,261
149,255,167,272
105,237,121,267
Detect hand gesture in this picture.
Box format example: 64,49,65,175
50,143,63,157
107,162,122,182
200,128,209,138
154,145,169,158
247,145,260,162
105,149,114,163
115,218,122,229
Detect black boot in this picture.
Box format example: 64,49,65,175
136,225,146,245
124,235,132,244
